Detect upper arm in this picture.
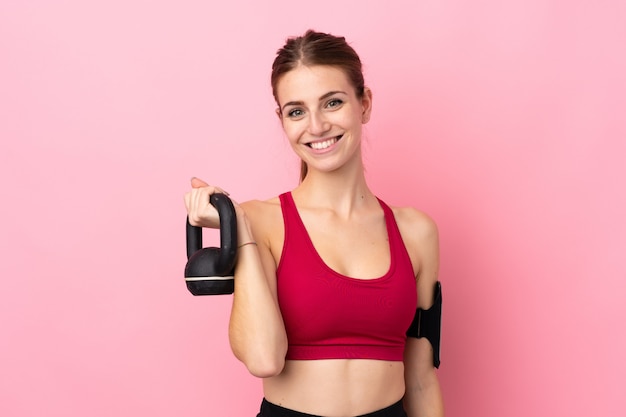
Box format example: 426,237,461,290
396,207,440,374
395,207,439,308
239,199,282,298
415,213,439,310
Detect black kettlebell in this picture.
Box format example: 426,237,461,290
185,193,237,295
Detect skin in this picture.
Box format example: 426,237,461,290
184,65,443,417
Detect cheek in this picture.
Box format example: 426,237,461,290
282,122,302,143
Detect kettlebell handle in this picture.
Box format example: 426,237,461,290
186,193,238,273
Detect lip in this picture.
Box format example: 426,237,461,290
305,135,343,150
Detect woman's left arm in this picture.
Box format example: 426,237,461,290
400,209,444,417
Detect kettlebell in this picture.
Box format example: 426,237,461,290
185,193,237,295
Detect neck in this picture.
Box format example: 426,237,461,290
293,155,376,216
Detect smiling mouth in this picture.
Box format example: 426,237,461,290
307,135,343,150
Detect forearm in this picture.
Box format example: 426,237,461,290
404,370,444,417
228,213,288,377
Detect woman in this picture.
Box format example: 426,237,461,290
185,30,443,417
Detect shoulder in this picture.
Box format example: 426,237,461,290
240,197,284,237
241,197,282,223
389,205,439,286
241,196,281,214
390,205,439,246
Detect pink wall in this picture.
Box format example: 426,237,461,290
1,1,624,416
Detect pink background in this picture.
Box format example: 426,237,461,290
1,1,625,416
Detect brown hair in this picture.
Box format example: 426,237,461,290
271,30,365,182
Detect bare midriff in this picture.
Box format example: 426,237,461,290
263,359,405,416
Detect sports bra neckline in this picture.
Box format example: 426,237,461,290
281,192,397,282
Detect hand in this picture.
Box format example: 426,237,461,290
184,177,232,228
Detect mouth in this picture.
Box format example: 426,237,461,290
307,135,343,150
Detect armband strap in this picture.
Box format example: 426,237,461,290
406,281,442,368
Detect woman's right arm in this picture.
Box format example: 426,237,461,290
228,201,288,377
184,178,288,378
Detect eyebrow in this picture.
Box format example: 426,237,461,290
280,90,347,112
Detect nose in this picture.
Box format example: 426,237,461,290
307,111,330,136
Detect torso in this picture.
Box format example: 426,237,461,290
264,359,405,416
242,194,426,416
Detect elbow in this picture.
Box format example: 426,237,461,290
229,327,288,378
231,340,287,378
245,356,285,378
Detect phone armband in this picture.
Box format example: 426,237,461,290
406,281,442,368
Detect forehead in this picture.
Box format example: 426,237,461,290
276,65,352,105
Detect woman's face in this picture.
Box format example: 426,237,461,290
275,65,372,176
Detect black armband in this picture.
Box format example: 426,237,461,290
406,281,442,368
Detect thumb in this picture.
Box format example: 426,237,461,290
190,177,209,188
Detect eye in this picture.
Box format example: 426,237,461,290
286,108,305,119
326,98,344,109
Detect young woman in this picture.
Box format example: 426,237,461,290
185,30,444,417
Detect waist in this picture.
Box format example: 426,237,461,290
263,359,405,416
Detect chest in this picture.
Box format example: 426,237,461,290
276,227,417,351
302,214,391,279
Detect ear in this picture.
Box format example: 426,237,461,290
275,107,284,125
361,87,373,124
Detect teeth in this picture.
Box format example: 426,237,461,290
309,136,339,150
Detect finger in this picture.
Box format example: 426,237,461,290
191,187,208,216
189,188,207,224
191,177,209,188
190,177,230,195
212,186,229,196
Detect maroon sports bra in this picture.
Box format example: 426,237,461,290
276,192,417,361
